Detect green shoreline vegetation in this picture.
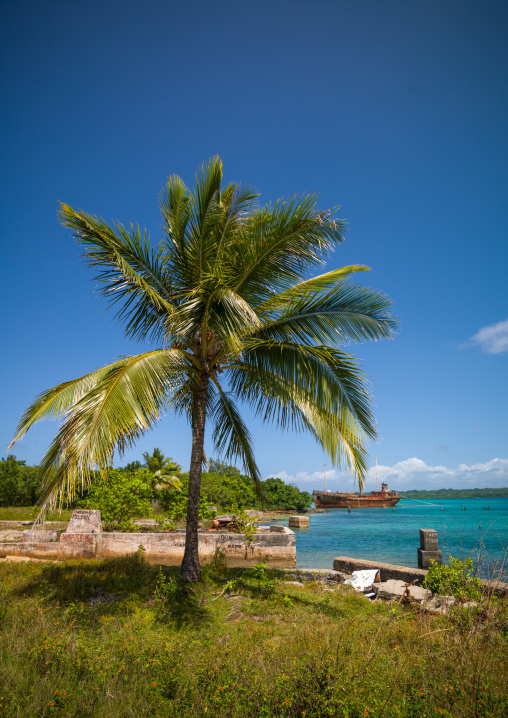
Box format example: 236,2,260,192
1,554,507,717
0,454,312,525
399,488,508,499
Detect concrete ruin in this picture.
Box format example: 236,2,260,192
417,528,442,569
289,515,309,528
0,509,296,568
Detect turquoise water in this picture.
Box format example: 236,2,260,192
266,498,508,577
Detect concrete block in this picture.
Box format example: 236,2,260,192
65,510,102,534
417,548,442,569
0,529,24,542
23,529,61,543
245,510,263,519
419,529,439,551
0,541,64,560
269,525,286,533
373,579,432,603
289,516,309,528
423,595,456,615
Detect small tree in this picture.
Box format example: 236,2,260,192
142,448,182,492
10,157,397,581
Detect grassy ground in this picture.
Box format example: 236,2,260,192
0,507,74,523
0,556,507,717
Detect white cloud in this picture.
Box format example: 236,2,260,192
462,318,508,354
265,457,508,492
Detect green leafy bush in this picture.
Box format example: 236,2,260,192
80,468,154,531
262,477,312,511
423,556,482,601
160,485,216,524
227,507,258,543
207,458,241,476
200,471,257,509
0,455,41,506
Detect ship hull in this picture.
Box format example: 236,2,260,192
313,493,400,509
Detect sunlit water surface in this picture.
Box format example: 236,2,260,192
263,498,508,578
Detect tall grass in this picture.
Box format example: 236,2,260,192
439,522,508,583
0,555,507,717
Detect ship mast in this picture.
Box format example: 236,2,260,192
375,456,378,492
324,463,326,492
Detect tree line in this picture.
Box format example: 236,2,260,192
399,488,508,499
0,453,312,516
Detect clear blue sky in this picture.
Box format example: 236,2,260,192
1,0,507,491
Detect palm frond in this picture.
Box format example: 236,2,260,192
34,349,192,512
255,265,370,313
233,197,346,303
210,379,261,487
239,341,376,435
59,204,175,343
228,356,372,486
9,356,139,449
250,281,398,346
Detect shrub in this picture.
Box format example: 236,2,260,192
423,556,482,601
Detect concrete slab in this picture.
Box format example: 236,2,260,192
280,568,347,583
373,579,432,603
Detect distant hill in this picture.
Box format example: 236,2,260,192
399,488,508,499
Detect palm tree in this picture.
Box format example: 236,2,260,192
9,157,397,581
142,448,182,492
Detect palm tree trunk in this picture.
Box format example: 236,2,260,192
181,370,209,582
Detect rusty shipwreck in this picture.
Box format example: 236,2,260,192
313,482,400,509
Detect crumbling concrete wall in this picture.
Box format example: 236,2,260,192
23,529,61,542
97,527,296,568
0,510,296,568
